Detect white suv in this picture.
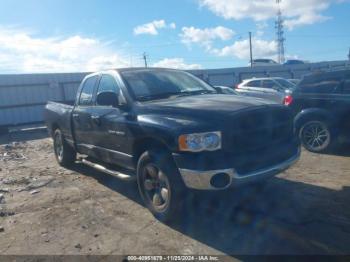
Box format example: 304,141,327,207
236,77,296,103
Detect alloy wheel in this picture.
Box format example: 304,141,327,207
54,132,64,161
142,163,171,212
301,121,330,152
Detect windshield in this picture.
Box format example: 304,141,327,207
121,70,216,101
275,78,296,89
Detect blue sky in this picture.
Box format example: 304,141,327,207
0,0,349,73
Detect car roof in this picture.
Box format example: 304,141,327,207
242,77,284,82
84,67,187,79
117,67,183,73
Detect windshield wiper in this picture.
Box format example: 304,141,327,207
137,90,217,101
177,90,217,97
137,92,181,101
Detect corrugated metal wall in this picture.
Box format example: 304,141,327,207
0,72,86,126
1,60,349,127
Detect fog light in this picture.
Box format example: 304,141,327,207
210,173,231,188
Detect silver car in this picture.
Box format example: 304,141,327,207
236,77,296,103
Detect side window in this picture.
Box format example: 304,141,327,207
300,77,341,94
79,76,98,106
343,80,350,94
97,75,120,95
246,80,261,87
96,75,121,106
261,80,276,89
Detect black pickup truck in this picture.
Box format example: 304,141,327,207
45,68,300,221
285,69,350,152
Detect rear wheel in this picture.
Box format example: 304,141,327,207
299,120,332,153
53,129,76,167
137,150,187,223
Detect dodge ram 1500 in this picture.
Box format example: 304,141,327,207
45,68,300,222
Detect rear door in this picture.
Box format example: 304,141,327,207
72,75,99,154
237,80,263,98
261,80,284,103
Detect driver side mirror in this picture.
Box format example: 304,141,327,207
96,91,119,107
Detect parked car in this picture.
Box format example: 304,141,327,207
236,77,296,103
284,60,305,65
45,68,300,222
250,59,279,67
286,69,350,152
214,86,239,95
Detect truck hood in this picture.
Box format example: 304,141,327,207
135,94,280,132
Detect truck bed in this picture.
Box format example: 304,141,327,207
44,101,74,142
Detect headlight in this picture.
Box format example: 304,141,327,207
178,131,221,152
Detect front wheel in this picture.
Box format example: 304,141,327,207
53,129,76,167
137,150,187,223
299,120,333,153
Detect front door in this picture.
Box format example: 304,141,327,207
90,74,133,168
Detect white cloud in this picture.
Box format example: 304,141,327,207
0,27,133,73
153,58,202,70
284,13,331,30
212,38,278,60
134,20,176,35
199,0,342,29
180,26,234,49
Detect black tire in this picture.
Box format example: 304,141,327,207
53,129,76,167
299,120,333,153
136,150,187,223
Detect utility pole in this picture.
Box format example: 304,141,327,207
275,0,286,64
143,52,148,68
249,32,253,68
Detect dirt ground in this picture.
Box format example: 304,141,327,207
0,130,350,256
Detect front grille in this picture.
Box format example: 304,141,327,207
225,107,294,153
233,143,297,175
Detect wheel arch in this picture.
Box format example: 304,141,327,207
132,137,172,167
50,123,60,137
294,108,334,131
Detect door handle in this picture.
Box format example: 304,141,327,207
91,115,101,125
72,113,80,121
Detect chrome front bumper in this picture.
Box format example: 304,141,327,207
178,148,301,190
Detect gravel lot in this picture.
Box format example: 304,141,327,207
0,130,350,256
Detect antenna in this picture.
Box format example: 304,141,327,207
275,0,285,64
142,52,148,68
